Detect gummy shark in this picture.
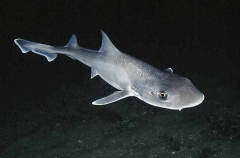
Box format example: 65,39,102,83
14,30,204,110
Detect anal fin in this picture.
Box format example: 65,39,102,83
92,91,133,105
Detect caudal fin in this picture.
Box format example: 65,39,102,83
14,39,57,62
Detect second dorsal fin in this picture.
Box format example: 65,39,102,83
64,34,80,48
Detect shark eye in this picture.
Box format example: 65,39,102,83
158,91,168,99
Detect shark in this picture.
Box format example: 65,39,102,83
14,30,204,111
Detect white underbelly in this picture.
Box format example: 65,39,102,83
96,67,131,91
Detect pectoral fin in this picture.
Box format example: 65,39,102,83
92,91,133,105
164,68,173,73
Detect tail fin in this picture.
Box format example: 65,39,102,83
14,39,57,62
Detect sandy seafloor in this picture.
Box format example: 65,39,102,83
1,51,239,158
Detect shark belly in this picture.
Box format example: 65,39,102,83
93,61,132,91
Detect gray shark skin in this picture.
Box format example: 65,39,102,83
14,30,204,111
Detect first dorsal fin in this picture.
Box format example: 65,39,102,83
99,30,119,52
64,34,80,48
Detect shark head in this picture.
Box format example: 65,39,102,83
134,73,204,111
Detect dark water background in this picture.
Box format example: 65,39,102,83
1,1,239,157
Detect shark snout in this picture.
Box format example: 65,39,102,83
197,92,205,105
189,92,204,107
179,89,204,110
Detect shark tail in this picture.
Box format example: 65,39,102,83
14,39,57,62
